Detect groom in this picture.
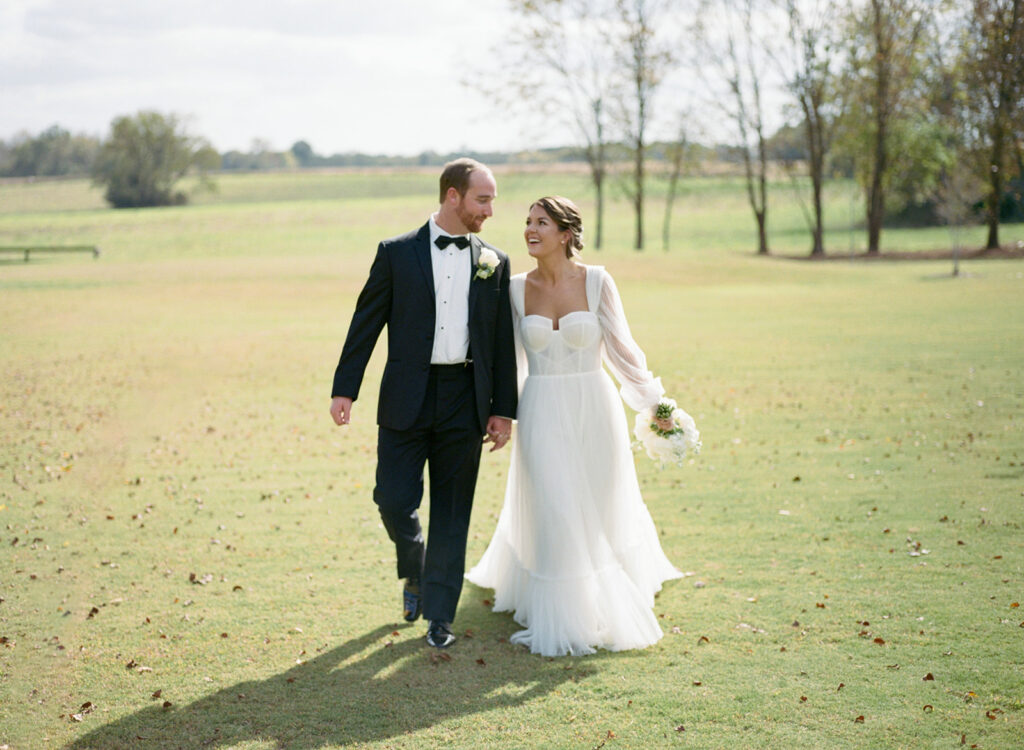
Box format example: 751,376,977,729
329,158,517,648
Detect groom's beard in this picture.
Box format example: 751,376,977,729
455,201,488,234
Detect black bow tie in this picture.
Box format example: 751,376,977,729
435,235,470,250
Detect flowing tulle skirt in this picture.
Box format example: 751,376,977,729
467,368,681,656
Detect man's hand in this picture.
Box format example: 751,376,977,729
330,396,353,426
483,416,513,452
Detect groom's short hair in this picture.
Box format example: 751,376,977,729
439,158,489,203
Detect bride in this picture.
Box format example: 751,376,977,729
466,195,689,657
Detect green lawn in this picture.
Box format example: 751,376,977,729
1,170,1022,749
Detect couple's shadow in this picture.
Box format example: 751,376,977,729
67,620,594,749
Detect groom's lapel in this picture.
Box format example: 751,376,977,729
468,235,482,322
413,223,434,301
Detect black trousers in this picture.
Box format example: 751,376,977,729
373,363,483,623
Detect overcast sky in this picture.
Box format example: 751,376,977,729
1,0,565,156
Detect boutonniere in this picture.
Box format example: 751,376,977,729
474,247,499,280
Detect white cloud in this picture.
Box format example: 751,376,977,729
0,0,539,155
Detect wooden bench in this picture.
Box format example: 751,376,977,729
0,245,101,262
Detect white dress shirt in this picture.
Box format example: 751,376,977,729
428,214,472,364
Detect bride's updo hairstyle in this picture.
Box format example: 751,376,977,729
532,196,584,258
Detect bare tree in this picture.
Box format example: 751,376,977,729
661,116,698,252
613,0,674,250
937,157,985,276
479,1,618,249
775,0,843,255
693,0,773,255
963,0,1024,250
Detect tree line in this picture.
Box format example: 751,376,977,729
492,0,1023,254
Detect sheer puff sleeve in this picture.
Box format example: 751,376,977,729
593,267,665,412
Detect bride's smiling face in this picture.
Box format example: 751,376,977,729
524,204,568,258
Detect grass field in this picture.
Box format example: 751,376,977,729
1,169,1023,749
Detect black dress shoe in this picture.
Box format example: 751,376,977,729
402,579,422,622
426,620,455,649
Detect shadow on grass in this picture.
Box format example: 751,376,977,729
65,623,592,749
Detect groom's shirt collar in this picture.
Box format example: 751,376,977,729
428,213,470,247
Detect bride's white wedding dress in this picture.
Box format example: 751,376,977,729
466,265,682,657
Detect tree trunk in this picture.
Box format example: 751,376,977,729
757,132,769,255
806,102,825,256
634,137,644,250
662,141,684,252
811,173,824,255
592,108,606,250
866,125,886,255
756,210,768,256
866,0,889,255
984,100,1008,251
867,170,884,254
662,193,673,252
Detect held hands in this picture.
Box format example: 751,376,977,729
484,416,513,452
330,396,353,426
332,400,511,452
654,415,675,432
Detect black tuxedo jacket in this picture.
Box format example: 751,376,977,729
332,222,517,433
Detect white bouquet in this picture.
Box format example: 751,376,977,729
633,397,701,466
